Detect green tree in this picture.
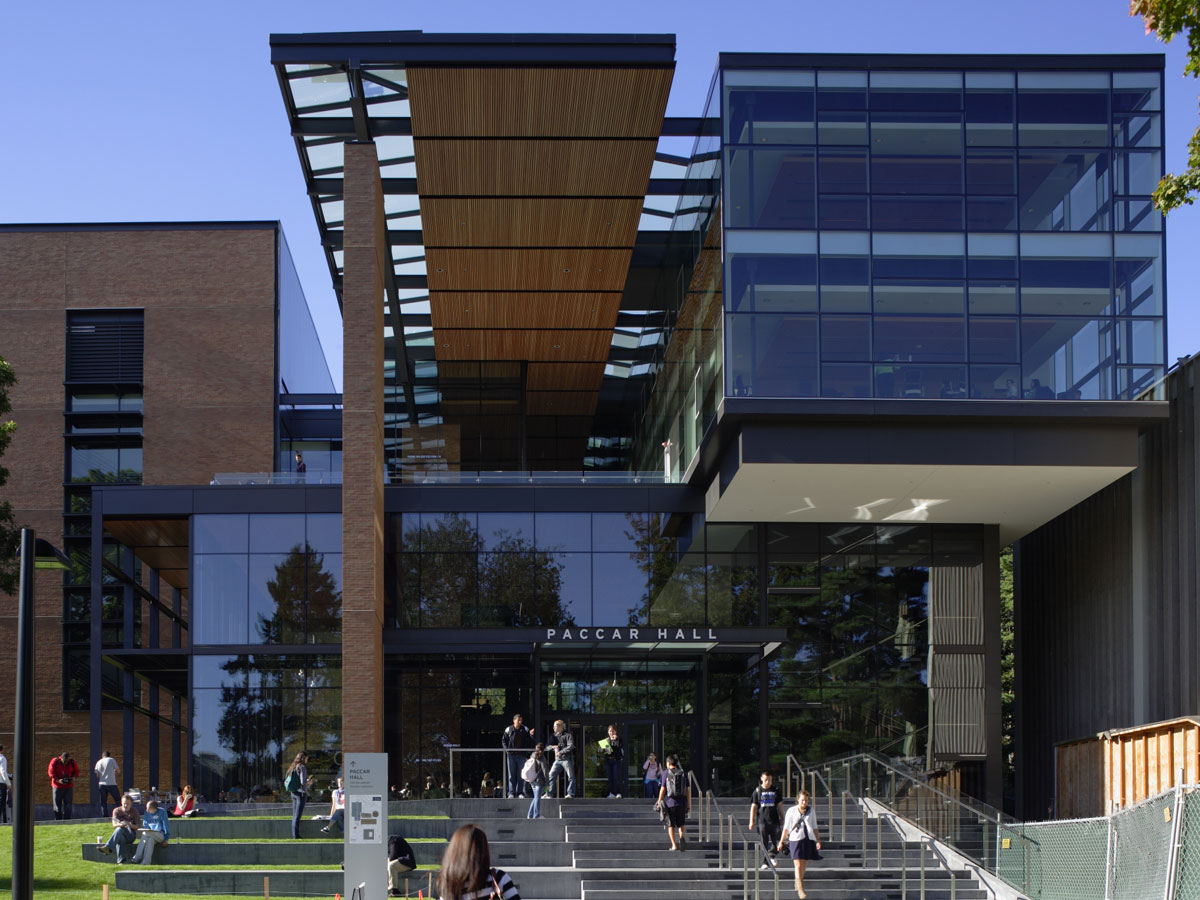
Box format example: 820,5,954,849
1131,0,1200,210
1000,545,1016,811
0,356,18,594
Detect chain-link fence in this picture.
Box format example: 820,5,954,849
994,786,1200,900
997,815,1109,900
1173,788,1200,900
811,751,1200,900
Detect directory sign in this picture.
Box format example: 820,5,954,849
344,753,388,900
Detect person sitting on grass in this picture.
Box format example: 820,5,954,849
98,793,140,863
321,776,346,834
132,799,170,864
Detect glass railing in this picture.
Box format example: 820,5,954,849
808,749,1017,873
394,470,666,485
210,471,343,485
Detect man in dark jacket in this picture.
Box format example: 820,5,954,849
387,834,417,897
48,751,80,820
501,713,535,798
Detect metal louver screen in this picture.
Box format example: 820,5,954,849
66,311,144,382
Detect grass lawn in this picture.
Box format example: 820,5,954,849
0,823,438,900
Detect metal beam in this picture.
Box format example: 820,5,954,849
311,177,715,197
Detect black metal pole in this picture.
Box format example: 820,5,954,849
13,528,35,900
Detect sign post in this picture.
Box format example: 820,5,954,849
344,753,388,900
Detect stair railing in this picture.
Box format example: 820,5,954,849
685,770,713,840
785,754,835,836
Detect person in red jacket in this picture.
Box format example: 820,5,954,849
48,751,80,820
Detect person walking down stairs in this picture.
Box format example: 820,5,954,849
778,789,822,899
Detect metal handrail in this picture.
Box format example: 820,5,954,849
785,754,836,836
685,770,705,837
825,750,1015,833
727,818,780,900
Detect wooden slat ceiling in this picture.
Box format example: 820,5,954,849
408,63,673,467
104,518,189,590
420,198,643,248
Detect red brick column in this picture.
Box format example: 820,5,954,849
341,142,387,751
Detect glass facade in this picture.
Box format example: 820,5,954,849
388,511,757,629
721,67,1165,402
192,513,343,645
192,653,342,801
384,507,986,793
189,513,344,798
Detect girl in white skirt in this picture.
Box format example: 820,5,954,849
777,790,822,898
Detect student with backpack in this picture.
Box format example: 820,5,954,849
523,743,548,819
283,751,308,839
655,755,691,851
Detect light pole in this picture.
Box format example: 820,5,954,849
13,529,69,900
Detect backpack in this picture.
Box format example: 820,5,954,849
665,769,686,799
521,755,539,783
283,769,301,793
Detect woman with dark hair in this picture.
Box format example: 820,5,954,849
438,823,521,899
284,751,309,839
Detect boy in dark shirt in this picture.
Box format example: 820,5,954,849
749,771,783,865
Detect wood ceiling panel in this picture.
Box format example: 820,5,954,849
105,518,189,550
431,292,621,330
525,391,599,416
414,140,657,197
407,67,674,138
420,198,644,248
432,329,613,361
427,249,632,292
527,362,606,392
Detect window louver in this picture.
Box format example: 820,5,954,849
66,311,144,382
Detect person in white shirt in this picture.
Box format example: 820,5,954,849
777,790,822,899
0,743,11,824
93,750,121,818
321,776,346,833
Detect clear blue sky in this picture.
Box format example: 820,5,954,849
5,0,1198,388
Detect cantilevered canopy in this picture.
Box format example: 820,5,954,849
271,32,710,474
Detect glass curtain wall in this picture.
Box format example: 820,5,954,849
189,513,344,800
634,74,724,476
721,66,1165,401
386,512,758,629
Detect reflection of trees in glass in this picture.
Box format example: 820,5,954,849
255,542,342,644
211,655,341,793
768,560,929,764
400,514,573,627
71,468,142,484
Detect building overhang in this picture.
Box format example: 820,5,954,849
698,398,1169,544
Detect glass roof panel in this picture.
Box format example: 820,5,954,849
374,135,414,159
290,71,353,112
305,140,344,173
363,68,408,89
320,203,344,229
368,98,411,117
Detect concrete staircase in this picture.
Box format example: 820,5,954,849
96,796,992,898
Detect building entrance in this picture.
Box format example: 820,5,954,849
539,657,700,797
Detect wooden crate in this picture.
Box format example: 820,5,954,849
1055,736,1104,819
